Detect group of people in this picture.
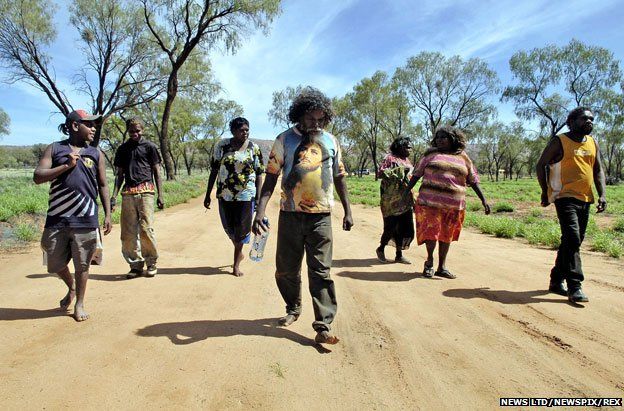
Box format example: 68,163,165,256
33,86,607,343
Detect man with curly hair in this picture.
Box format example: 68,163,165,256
253,87,353,345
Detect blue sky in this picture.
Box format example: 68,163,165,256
1,0,623,146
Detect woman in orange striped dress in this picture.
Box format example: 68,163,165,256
406,126,490,279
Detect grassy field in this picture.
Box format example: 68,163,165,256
0,170,209,249
347,175,624,259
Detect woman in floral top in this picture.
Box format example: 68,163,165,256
376,137,415,264
204,117,265,276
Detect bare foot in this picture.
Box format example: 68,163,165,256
277,314,298,327
232,268,244,277
73,304,89,322
315,330,340,345
59,288,75,311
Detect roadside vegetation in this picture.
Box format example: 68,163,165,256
0,170,209,250
347,175,624,259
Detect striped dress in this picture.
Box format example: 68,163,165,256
413,150,479,244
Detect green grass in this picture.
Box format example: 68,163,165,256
0,171,210,245
346,175,624,258
493,202,515,213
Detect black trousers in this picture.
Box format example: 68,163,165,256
550,197,590,289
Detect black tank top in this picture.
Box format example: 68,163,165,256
44,140,100,229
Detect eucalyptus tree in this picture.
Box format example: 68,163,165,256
0,108,9,136
140,0,281,179
502,39,622,139
394,51,499,137
0,0,167,145
593,87,624,180
344,71,414,178
267,84,303,129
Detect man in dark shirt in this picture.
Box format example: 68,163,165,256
111,117,164,278
34,109,112,322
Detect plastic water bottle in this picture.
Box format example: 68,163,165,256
249,218,270,262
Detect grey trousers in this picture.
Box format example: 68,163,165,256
275,211,336,332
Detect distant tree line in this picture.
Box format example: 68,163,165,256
269,40,624,183
0,0,281,179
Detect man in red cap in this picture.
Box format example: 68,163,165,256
34,109,112,322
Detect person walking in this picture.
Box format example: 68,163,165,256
252,87,353,345
204,117,265,277
406,125,490,279
376,137,415,264
536,107,607,303
111,117,163,279
34,109,112,322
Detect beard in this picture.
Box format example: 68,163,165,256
284,162,320,190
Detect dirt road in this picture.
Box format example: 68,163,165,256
1,193,623,409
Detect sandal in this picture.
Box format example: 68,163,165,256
423,261,434,278
434,269,457,279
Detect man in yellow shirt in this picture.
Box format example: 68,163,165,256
536,107,607,303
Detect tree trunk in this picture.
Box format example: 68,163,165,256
159,74,179,180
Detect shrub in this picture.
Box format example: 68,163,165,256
614,217,624,233
14,223,38,242
591,232,623,259
494,202,514,213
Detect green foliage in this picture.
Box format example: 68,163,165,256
14,223,38,242
394,51,499,135
348,177,623,258
502,39,622,138
494,202,515,213
591,231,623,258
0,107,9,136
0,175,49,222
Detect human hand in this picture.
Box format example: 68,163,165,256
540,191,550,207
342,213,353,231
157,196,164,210
110,196,117,213
203,196,211,209
483,201,491,215
252,213,269,235
103,216,112,235
596,197,607,213
66,153,80,169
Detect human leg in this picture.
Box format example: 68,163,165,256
41,228,74,310
232,240,245,277
553,198,588,300
69,229,98,321
304,214,337,334
434,241,456,279
138,193,158,275
423,240,436,277
377,216,393,262
57,266,75,311
275,212,305,324
121,194,144,273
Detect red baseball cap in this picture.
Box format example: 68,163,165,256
66,109,102,122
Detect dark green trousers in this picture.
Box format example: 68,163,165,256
276,211,336,332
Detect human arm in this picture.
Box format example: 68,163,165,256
97,149,112,235
593,140,607,213
203,168,218,209
255,173,264,207
334,174,353,231
110,166,124,212
535,137,562,207
152,163,164,209
252,173,278,234
470,183,490,214
33,144,79,184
